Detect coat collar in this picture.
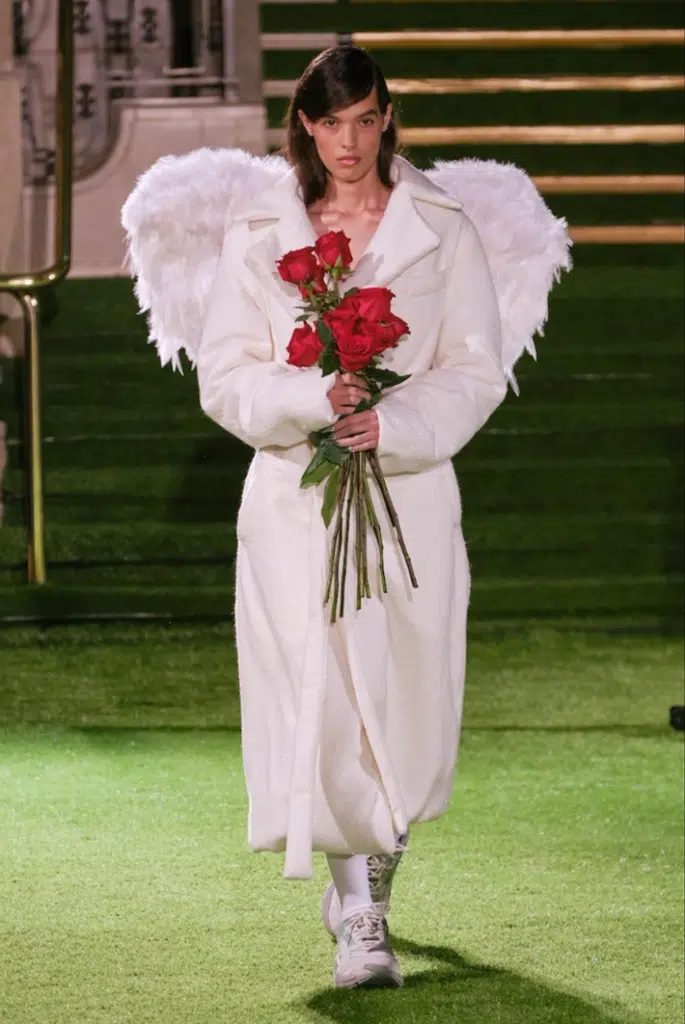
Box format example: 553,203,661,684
238,156,462,298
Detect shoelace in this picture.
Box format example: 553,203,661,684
345,908,386,948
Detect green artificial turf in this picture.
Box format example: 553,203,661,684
0,627,682,1023
1,256,683,625
261,1,685,33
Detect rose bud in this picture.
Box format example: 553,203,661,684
286,322,324,368
314,231,353,271
299,267,327,300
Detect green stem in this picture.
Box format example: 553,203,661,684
363,466,386,595
325,462,349,611
359,455,371,601
367,451,419,589
339,457,355,620
354,453,363,611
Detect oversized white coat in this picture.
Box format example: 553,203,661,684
196,156,508,879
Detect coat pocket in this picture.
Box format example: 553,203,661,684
236,455,261,543
442,462,463,526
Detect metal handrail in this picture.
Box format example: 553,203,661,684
0,0,73,584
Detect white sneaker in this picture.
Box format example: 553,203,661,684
322,832,408,938
333,903,404,989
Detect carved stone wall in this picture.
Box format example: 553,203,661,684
10,0,264,277
14,0,228,184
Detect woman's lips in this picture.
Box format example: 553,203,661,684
338,156,360,166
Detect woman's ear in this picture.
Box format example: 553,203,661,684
298,109,314,137
382,104,393,132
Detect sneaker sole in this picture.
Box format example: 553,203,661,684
334,964,404,989
321,881,338,939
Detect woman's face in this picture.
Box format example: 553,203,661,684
299,87,392,186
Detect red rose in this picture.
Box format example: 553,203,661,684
299,267,327,299
314,231,353,270
323,294,361,334
372,314,410,351
332,319,379,373
277,246,319,286
351,287,394,322
286,322,324,368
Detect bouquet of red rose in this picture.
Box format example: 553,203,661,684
277,230,418,622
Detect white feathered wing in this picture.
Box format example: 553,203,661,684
426,158,572,390
121,148,572,384
121,148,288,370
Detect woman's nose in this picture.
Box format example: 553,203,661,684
340,123,358,149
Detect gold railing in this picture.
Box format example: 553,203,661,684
0,0,73,584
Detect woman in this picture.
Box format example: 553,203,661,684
196,45,507,989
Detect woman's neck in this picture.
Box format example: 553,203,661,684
322,167,391,215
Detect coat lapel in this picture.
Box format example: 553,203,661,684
345,180,440,290
238,156,463,311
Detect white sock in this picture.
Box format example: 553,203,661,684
326,853,372,920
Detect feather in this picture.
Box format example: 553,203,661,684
121,147,288,370
121,149,572,384
426,158,572,391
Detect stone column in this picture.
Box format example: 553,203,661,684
228,0,263,105
0,0,25,359
0,0,24,518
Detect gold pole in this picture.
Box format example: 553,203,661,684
16,293,46,584
0,0,73,584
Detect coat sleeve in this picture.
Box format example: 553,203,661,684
196,221,336,449
375,214,508,476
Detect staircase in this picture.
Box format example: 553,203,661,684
0,0,683,629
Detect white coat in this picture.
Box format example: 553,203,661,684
196,156,508,879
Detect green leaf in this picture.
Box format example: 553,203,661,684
365,366,411,389
294,313,311,323
321,438,349,466
322,466,341,527
320,347,339,378
308,426,333,447
301,457,337,489
300,443,327,483
316,318,335,349
343,286,359,297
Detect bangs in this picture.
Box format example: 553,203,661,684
297,47,388,121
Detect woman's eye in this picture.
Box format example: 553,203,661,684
361,118,375,126
323,119,337,128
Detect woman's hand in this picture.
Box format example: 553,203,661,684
333,409,379,452
327,372,370,417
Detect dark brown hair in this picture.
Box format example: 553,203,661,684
285,45,400,207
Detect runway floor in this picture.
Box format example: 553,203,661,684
1,625,682,1023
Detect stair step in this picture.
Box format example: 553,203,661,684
3,422,682,472
261,29,685,50
406,141,685,176
0,575,681,623
1,511,680,568
2,461,681,528
1,548,681,588
264,39,685,79
266,89,685,126
261,2,685,33
263,75,685,98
